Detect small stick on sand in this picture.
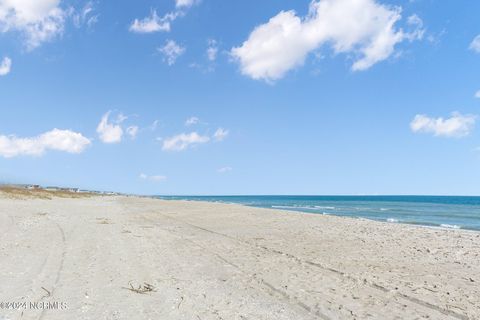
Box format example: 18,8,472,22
122,281,156,294
41,287,51,298
177,296,184,309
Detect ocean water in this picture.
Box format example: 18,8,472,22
156,195,480,231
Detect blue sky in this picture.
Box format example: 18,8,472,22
0,0,479,195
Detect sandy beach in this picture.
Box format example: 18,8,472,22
0,191,479,320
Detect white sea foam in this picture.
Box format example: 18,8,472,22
272,205,293,209
272,205,316,210
387,218,399,223
353,207,374,211
440,224,461,229
314,206,335,210
380,208,390,211
322,212,331,215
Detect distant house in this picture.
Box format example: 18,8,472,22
44,186,60,192
26,185,40,190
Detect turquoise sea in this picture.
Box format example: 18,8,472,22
156,196,480,231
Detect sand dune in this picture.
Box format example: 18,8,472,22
0,193,478,319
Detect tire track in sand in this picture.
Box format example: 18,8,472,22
145,212,469,320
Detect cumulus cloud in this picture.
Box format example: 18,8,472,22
0,56,11,75
162,132,209,151
97,111,124,143
185,116,199,126
217,166,232,173
129,10,179,33
0,0,67,50
410,112,477,138
213,128,229,141
176,0,199,8
126,126,139,139
231,0,424,81
158,40,185,65
0,128,91,158
470,35,480,53
139,173,167,182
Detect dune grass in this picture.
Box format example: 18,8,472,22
0,185,97,200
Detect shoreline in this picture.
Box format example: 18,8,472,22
154,196,480,232
1,193,479,319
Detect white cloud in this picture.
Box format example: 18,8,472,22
158,40,185,65
176,0,199,8
162,132,209,151
470,35,480,53
410,112,477,138
188,40,219,73
207,39,218,61
97,111,124,144
149,120,159,131
0,56,11,75
139,173,167,182
185,116,199,126
126,126,139,139
217,166,232,173
0,0,67,50
406,14,424,40
0,128,91,158
475,90,480,99
116,113,128,123
129,10,178,33
231,0,424,82
72,1,98,29
213,128,229,141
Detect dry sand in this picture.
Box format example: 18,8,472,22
0,191,479,320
